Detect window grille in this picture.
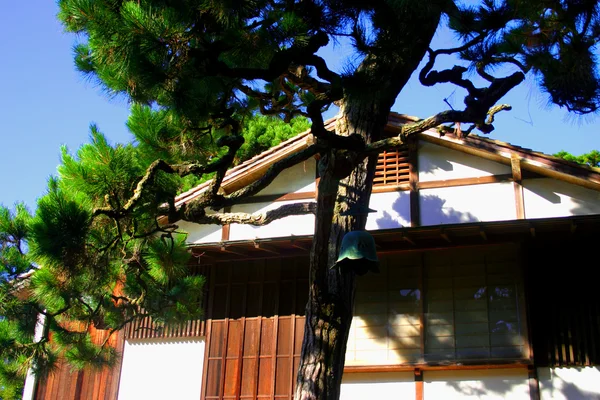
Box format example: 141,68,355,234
374,150,410,187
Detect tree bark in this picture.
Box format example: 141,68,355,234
294,4,442,399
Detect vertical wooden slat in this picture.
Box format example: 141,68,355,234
512,154,525,219
288,260,298,400
528,366,541,400
201,264,215,400
222,207,232,241
418,253,426,361
414,369,423,400
73,370,85,400
234,277,249,400
219,264,233,400
253,261,265,400
110,329,126,400
270,260,281,400
409,140,420,227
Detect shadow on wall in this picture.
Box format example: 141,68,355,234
375,192,410,229
538,367,600,400
524,178,600,216
418,149,454,174
375,192,479,229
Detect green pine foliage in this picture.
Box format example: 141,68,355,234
554,150,600,167
237,115,311,163
0,205,45,400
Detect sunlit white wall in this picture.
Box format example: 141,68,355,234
117,338,205,400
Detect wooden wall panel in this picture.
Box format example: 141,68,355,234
203,257,308,400
34,326,125,400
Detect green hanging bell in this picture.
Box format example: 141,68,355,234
333,231,380,276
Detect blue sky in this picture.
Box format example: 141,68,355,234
1,3,599,210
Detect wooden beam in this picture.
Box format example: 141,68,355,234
528,366,541,400
479,227,488,241
221,206,231,241
512,154,525,219
290,239,311,252
344,362,531,374
440,229,451,243
191,251,216,266
219,245,249,257
409,138,421,227
253,242,280,255
415,369,423,400
230,191,316,205
419,174,514,190
402,232,416,246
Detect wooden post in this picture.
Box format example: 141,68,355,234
409,138,420,227
221,207,232,241
414,369,424,400
512,154,525,219
528,365,541,400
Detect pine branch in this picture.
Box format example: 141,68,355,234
365,103,514,154
218,143,322,208
182,201,316,226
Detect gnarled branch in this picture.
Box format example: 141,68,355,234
182,201,316,226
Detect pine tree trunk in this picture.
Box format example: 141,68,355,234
293,102,382,400
294,4,441,398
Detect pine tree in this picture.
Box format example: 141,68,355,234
0,113,308,399
6,1,600,399
555,150,600,168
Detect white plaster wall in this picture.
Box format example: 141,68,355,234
424,369,530,400
420,183,516,226
366,191,411,230
538,366,600,400
21,314,46,400
523,178,600,219
418,142,510,182
256,158,316,195
340,372,415,400
229,200,315,240
178,219,223,244
117,338,205,400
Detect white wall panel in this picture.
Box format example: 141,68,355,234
178,220,223,244
523,178,600,219
340,372,415,400
424,369,529,400
256,158,316,195
538,366,600,400
366,191,411,230
117,338,205,400
420,183,516,226
229,200,315,240
418,142,510,182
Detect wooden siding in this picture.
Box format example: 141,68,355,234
203,257,308,400
124,263,210,340
525,238,600,367
34,326,125,400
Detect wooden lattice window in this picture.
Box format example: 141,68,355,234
374,149,410,187
347,245,529,366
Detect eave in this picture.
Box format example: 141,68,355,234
189,214,600,263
